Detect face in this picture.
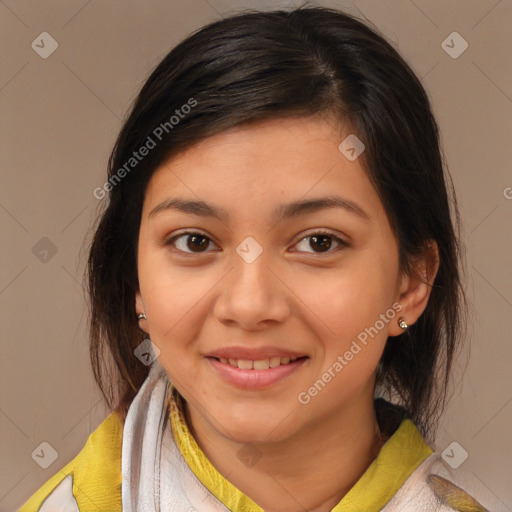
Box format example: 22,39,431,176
136,116,406,445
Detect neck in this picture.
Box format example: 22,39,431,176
184,386,388,512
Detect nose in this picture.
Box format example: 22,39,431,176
213,252,291,331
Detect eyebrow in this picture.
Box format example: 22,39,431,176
148,194,370,223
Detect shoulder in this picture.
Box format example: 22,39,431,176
18,411,123,512
383,452,508,512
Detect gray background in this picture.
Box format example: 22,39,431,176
1,0,511,510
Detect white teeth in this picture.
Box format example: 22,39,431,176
218,356,300,369
253,359,270,370
269,356,281,368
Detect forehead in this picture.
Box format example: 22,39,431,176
142,116,384,222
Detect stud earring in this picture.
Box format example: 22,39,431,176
398,317,408,330
137,312,147,320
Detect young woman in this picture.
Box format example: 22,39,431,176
19,5,503,512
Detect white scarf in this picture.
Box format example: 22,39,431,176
121,358,230,511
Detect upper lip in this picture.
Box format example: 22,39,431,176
206,346,308,360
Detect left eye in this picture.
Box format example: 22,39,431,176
293,232,347,254
165,231,347,254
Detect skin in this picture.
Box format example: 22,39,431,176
135,115,439,512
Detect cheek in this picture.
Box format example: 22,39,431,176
297,261,396,340
137,251,212,352
301,270,392,404
293,255,398,395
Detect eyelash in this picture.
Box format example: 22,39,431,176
163,229,349,256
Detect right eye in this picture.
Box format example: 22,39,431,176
164,231,218,254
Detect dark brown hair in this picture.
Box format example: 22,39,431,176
86,4,467,443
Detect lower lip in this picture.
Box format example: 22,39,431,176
206,357,308,390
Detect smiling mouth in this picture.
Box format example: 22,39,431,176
208,356,308,370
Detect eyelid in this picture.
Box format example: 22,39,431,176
293,228,348,244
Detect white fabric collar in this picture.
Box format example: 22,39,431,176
121,358,230,511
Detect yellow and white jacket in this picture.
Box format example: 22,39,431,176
19,360,504,512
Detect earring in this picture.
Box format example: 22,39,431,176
137,312,147,320
398,317,408,330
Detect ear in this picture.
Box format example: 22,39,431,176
135,290,149,334
388,240,440,336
